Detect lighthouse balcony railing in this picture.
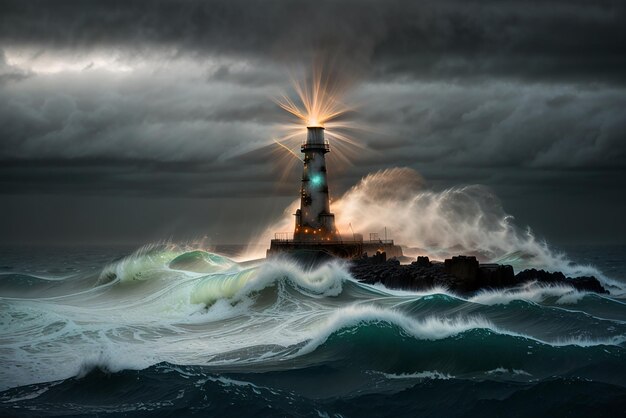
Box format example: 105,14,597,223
273,232,291,241
272,234,394,245
301,140,330,152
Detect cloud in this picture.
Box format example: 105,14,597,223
0,0,625,244
0,49,30,84
1,63,625,201
352,80,626,171
1,0,625,83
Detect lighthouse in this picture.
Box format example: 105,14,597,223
293,126,338,242
267,126,403,259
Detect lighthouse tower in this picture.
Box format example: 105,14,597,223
293,127,338,242
267,125,404,259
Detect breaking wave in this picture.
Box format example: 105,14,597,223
2,166,625,415
1,247,625,393
256,168,618,290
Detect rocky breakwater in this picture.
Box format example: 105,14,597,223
350,253,608,295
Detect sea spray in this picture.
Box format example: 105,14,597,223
298,304,498,355
254,167,623,295
469,282,589,306
1,247,625,402
190,258,348,306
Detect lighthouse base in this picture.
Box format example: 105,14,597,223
266,239,403,260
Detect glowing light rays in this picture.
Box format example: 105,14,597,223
271,63,366,174
272,138,303,162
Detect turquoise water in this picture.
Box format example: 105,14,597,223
0,244,625,417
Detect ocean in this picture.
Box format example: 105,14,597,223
1,243,625,417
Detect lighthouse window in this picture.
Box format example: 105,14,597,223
310,174,323,186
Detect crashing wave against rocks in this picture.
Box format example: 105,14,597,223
350,253,608,295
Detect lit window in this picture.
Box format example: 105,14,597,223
310,174,323,186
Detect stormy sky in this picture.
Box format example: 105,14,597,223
1,0,625,246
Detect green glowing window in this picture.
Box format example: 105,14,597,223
310,174,323,186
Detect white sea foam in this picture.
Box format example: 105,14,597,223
547,335,626,347
470,282,588,306
190,259,348,306
98,244,182,284
252,167,624,295
2,247,625,393
258,168,561,266
98,244,237,286
299,305,496,355
485,367,532,377
380,370,453,380
75,346,156,378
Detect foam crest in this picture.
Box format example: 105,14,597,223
300,305,496,354
169,250,236,273
190,269,259,305
254,259,348,297
99,244,182,284
75,346,156,378
98,244,238,285
548,335,626,347
190,259,349,305
380,371,453,380
470,282,588,305
256,168,623,293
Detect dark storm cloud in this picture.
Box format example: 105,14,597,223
352,81,626,170
0,67,278,159
208,64,286,88
0,0,625,245
0,49,30,84
0,158,289,198
1,0,625,82
372,1,626,83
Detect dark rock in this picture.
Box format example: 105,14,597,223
415,256,431,267
350,256,608,295
372,251,386,264
443,256,479,292
360,251,387,264
515,268,608,294
478,264,516,288
516,268,565,284
351,256,457,292
568,276,608,294
444,256,479,280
